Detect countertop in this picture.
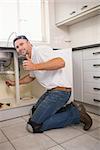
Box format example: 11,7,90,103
72,43,100,51
0,47,15,50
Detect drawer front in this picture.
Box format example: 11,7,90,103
83,93,100,107
83,59,100,72
84,72,100,83
84,82,100,94
83,47,100,60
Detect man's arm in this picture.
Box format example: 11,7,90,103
19,74,35,84
5,74,35,87
23,57,65,71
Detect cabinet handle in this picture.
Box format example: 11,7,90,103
93,64,100,67
93,88,100,90
93,99,100,102
93,76,100,79
70,11,76,15
93,52,100,55
81,5,88,10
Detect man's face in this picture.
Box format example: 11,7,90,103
14,39,30,56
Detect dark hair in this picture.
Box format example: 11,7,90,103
13,35,29,47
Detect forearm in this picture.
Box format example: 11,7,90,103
19,74,35,85
34,57,65,70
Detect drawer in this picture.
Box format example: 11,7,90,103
84,82,100,94
84,71,100,83
83,93,100,107
83,47,100,60
83,59,100,72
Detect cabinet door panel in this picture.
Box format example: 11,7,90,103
84,82,100,94
83,59,100,72
84,71,100,83
83,47,100,60
55,0,78,23
80,0,100,13
83,93,100,106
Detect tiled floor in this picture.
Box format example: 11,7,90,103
0,113,100,150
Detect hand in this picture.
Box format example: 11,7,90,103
23,55,35,71
5,80,15,87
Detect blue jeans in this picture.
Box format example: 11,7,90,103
31,90,80,131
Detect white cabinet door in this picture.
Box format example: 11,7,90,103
83,47,100,60
55,0,78,24
80,0,100,13
54,0,100,26
72,50,83,102
83,59,100,72
73,46,100,111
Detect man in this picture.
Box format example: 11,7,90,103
6,35,92,133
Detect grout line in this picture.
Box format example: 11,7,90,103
44,132,60,145
0,129,16,150
59,133,86,145
47,144,66,150
85,132,100,141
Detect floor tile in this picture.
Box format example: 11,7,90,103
88,127,100,140
0,141,15,150
1,122,29,140
48,145,65,150
88,113,100,122
0,117,25,128
11,134,57,150
71,123,86,133
0,129,8,143
44,127,83,144
22,115,30,121
61,134,100,150
90,118,100,129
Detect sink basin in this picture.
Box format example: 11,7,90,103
0,52,11,61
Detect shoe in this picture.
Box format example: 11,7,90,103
80,111,93,131
71,102,86,112
72,102,92,131
79,104,93,131
26,118,43,133
26,123,33,133
78,104,86,113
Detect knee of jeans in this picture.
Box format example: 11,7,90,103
28,118,43,133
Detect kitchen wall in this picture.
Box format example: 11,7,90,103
69,15,100,47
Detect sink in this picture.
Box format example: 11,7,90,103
0,52,11,61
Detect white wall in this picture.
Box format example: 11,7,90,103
69,15,100,47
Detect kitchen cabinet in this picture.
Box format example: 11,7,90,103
83,47,100,107
0,47,20,101
54,0,100,26
0,47,44,121
72,44,100,114
55,0,77,24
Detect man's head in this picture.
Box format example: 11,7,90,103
13,35,32,57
